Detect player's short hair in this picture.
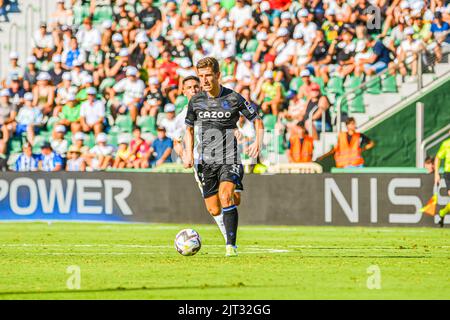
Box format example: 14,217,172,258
196,57,220,73
182,76,200,85
345,117,356,125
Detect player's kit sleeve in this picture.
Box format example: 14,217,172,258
237,95,259,122
184,100,196,127
436,140,450,159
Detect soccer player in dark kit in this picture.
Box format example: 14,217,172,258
183,57,264,257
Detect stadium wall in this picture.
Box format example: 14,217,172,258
0,172,447,227
363,78,450,167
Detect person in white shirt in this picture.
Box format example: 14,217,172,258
50,125,69,159
66,145,86,171
293,9,317,44
80,87,105,136
32,22,55,52
159,103,178,140
85,132,114,170
110,66,145,122
229,0,252,29
397,27,424,77
14,92,43,145
235,52,260,92
76,18,102,53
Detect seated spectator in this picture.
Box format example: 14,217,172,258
356,36,393,76
23,56,38,92
150,127,173,167
298,83,331,135
0,89,16,145
58,93,81,133
38,142,63,172
80,87,105,136
72,132,90,156
113,135,132,169
397,27,424,78
14,92,43,145
8,74,26,110
141,77,164,117
32,72,55,116
50,125,68,160
159,103,177,139
66,146,86,172
15,143,39,172
128,126,151,168
286,122,314,163
4,52,21,87
257,70,284,116
85,133,114,170
49,54,65,87
110,66,145,121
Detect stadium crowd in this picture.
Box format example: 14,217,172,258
0,0,449,171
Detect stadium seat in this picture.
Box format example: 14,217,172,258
85,132,96,148
107,132,118,147
381,73,398,93
289,77,303,92
327,76,344,95
46,117,59,132
115,115,134,133
365,76,381,94
262,114,277,130
246,39,259,53
348,92,365,113
9,137,22,154
137,116,157,135
93,6,113,25
32,135,47,153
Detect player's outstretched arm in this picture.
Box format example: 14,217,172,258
183,126,194,168
247,118,264,159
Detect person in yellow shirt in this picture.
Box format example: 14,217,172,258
434,132,450,227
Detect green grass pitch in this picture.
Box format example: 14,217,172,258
0,222,448,299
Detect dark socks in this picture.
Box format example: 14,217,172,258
222,205,238,246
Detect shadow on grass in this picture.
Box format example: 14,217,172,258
0,283,260,297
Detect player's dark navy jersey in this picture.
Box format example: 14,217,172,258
185,86,259,165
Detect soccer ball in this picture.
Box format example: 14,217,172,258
174,229,202,256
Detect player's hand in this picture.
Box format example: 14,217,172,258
183,153,194,169
247,141,260,159
434,173,441,186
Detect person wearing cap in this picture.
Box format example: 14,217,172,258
138,0,162,38
104,33,125,73
14,92,43,144
110,66,145,122
297,69,317,100
113,134,132,169
4,52,21,87
32,72,55,116
38,142,63,172
220,51,238,89
59,93,81,134
8,73,26,110
23,56,38,91
149,126,173,167
159,103,178,139
72,132,90,155
50,125,69,160
86,132,114,170
50,0,73,29
254,32,271,64
48,54,65,86
170,31,191,66
298,82,331,136
66,145,86,172
294,8,317,44
257,69,284,116
355,35,395,76
32,22,55,54
141,76,163,117
80,87,105,136
397,26,424,78
83,37,105,81
15,143,39,172
105,47,130,84
129,32,149,70
235,52,258,92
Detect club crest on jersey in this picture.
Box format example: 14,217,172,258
198,111,232,119
222,101,231,109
